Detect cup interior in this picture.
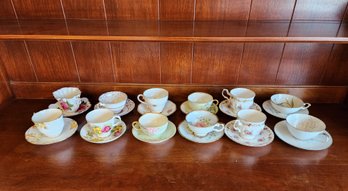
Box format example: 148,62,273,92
237,109,266,123
99,91,127,104
230,88,255,99
32,109,62,123
53,87,81,99
286,114,326,132
188,92,213,103
139,113,168,127
143,88,168,99
271,94,304,108
186,110,218,127
86,109,114,123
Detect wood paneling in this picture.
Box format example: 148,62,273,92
192,43,243,84
159,0,194,21
26,41,79,82
72,41,114,83
113,42,160,83
195,0,251,20
67,20,108,35
160,43,192,84
293,0,347,21
0,41,36,81
105,0,158,20
62,0,106,20
276,43,333,85
12,0,64,19
194,21,247,37
18,20,68,35
250,0,296,21
238,43,284,84
246,21,289,37
322,44,348,85
0,0,16,19
0,63,12,105
288,21,340,37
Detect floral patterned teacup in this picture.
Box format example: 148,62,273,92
86,109,122,138
132,113,168,137
53,87,82,112
188,92,219,111
31,108,65,138
99,91,128,113
186,110,224,137
222,88,255,112
234,109,266,140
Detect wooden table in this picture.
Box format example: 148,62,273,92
0,99,347,190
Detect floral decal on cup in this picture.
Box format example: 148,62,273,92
59,101,74,111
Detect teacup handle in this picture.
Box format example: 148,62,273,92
213,123,224,132
301,103,311,110
137,94,148,105
112,115,122,126
212,99,219,106
132,121,141,130
222,89,232,100
233,120,243,133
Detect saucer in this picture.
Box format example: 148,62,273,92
94,99,135,116
49,97,91,117
80,121,127,144
180,101,218,114
137,100,176,116
262,100,309,119
274,120,333,151
224,120,274,147
178,121,224,143
132,121,176,144
219,100,262,117
25,118,78,145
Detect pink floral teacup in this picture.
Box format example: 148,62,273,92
234,109,266,140
53,87,82,112
132,113,168,137
86,109,122,138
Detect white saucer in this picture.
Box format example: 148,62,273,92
219,100,262,117
49,97,91,117
262,100,309,119
178,121,224,143
94,99,135,116
137,100,176,116
180,101,218,114
25,118,78,145
224,120,274,147
132,121,176,144
274,121,333,151
80,121,127,144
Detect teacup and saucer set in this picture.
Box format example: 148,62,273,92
220,88,262,117
225,109,274,147
137,88,176,116
25,108,78,145
94,91,135,116
49,87,91,117
180,92,219,114
262,94,310,119
132,113,176,144
80,109,127,144
274,114,333,150
178,110,224,143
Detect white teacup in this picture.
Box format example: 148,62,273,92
222,88,255,111
286,114,326,140
98,91,128,113
32,108,65,138
86,109,122,138
234,109,267,140
53,87,82,112
186,110,224,137
137,88,169,113
188,92,219,111
271,94,311,114
132,113,168,137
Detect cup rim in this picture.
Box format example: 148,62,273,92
286,114,326,132
188,92,213,103
185,110,218,127
143,88,168,99
271,94,304,109
86,108,114,123
139,113,168,128
236,109,266,123
53,87,81,99
32,108,63,123
230,88,255,98
98,91,128,104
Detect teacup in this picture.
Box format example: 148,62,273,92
271,94,311,114
132,113,168,137
86,109,122,138
286,114,326,140
98,91,128,113
32,108,65,138
137,88,169,113
233,109,267,140
222,88,255,111
186,110,224,137
188,92,219,111
53,87,82,112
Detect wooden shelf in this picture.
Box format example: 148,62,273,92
0,20,347,43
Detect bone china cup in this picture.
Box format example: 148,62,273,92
53,87,82,112
286,114,326,140
132,113,168,137
86,109,122,138
31,108,64,138
99,91,128,113
185,110,224,137
271,94,311,114
188,92,219,111
222,88,255,111
137,88,169,113
233,109,267,140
